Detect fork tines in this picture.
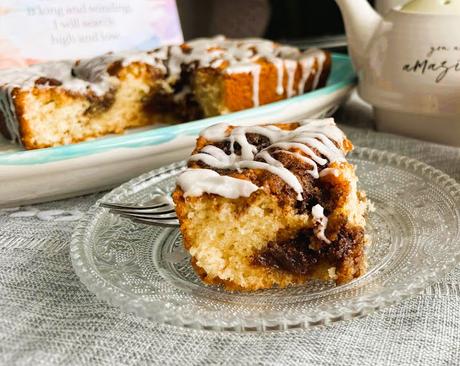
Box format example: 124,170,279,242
99,201,179,227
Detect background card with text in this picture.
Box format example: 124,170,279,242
0,0,183,68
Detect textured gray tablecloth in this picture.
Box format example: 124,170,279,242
1,94,460,366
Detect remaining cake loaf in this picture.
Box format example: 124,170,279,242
0,36,331,150
173,118,369,291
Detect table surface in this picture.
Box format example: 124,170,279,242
1,93,460,366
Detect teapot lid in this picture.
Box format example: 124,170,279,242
401,0,460,14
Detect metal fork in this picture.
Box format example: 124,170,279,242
99,201,179,227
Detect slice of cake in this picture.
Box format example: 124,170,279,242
0,36,331,150
173,118,368,291
0,52,170,149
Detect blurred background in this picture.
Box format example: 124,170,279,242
177,0,376,49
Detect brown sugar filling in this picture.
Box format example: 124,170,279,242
252,223,365,277
143,68,206,122
252,229,319,275
84,90,117,116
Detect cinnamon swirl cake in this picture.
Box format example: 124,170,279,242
173,118,369,291
0,36,330,150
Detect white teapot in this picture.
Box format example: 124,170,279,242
336,0,460,145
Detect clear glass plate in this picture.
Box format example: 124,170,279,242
70,147,460,332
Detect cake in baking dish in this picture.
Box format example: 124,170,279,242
173,118,369,291
0,36,331,150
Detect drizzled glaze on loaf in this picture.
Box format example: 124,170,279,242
0,36,328,146
178,118,346,201
169,36,327,106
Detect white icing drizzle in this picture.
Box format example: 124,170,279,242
122,49,168,70
72,48,168,89
226,62,261,107
267,142,324,179
252,64,261,106
299,48,327,92
272,58,284,95
319,167,341,178
312,204,330,243
177,169,258,199
186,118,345,201
0,60,115,96
0,36,327,145
284,59,297,98
306,49,327,90
201,122,231,140
298,58,315,93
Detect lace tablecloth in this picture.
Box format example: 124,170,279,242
1,94,460,365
